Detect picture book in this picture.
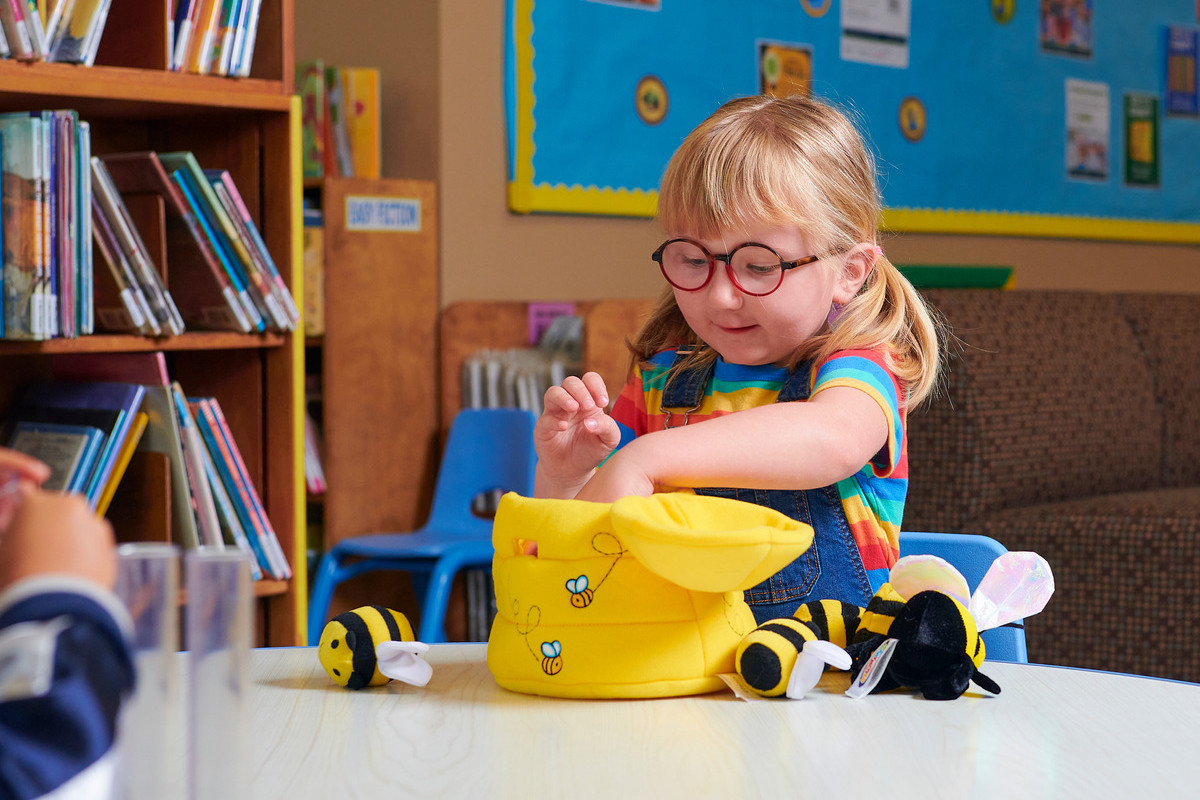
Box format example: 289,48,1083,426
8,420,105,493
90,191,157,335
323,66,353,178
231,0,262,77
296,60,326,179
169,167,263,331
4,405,121,500
170,381,222,548
50,351,199,548
342,67,381,180
48,0,106,64
301,207,323,336
171,0,199,71
101,151,253,333
205,168,299,328
183,0,220,75
18,379,145,507
192,396,289,579
158,151,285,330
0,113,48,340
187,398,262,579
94,409,148,516
210,0,239,76
90,156,185,336
0,0,35,61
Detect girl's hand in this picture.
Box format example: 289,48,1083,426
0,491,117,591
0,447,51,535
534,372,621,498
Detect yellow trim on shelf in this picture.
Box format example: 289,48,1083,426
289,96,308,643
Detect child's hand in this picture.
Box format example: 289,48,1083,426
534,372,621,498
0,447,51,535
0,491,117,592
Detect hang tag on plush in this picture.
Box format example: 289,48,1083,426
845,638,898,699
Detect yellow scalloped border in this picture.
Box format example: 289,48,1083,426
884,207,1200,244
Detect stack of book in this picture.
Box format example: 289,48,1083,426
296,60,381,180
0,109,93,341
9,353,293,581
0,1,114,65
91,150,300,336
171,0,265,76
3,379,147,516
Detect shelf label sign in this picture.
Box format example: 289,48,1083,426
344,196,422,232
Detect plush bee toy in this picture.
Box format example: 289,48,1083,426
318,606,433,690
736,552,1054,701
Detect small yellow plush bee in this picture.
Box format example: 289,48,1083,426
317,605,432,690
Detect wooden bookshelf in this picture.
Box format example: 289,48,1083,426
0,1,304,647
305,177,440,623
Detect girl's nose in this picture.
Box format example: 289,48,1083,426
705,263,743,307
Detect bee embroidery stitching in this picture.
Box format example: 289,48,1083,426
566,575,593,608
541,640,563,675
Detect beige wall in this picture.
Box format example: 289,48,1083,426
300,1,1200,308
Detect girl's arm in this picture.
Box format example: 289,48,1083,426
575,385,889,503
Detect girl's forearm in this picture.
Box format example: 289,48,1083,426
613,387,889,492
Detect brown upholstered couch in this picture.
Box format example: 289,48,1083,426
904,289,1200,683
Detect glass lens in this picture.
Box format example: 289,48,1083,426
730,246,784,294
660,240,712,289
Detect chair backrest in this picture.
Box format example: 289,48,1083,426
424,408,538,534
898,531,1028,663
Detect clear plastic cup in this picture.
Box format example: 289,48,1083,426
114,543,182,800
185,548,252,800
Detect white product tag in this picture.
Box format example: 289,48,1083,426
845,637,899,699
718,672,765,702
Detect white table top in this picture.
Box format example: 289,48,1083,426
239,644,1200,798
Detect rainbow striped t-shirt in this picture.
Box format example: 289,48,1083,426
609,347,906,587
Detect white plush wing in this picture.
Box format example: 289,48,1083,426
888,554,970,606
969,552,1055,631
375,640,433,687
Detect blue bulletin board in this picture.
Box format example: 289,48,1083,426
505,0,1200,243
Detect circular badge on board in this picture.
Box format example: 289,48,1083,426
991,0,1016,24
635,76,669,126
799,0,832,18
898,96,927,143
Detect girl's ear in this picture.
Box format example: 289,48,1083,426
832,243,879,304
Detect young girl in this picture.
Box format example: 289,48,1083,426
534,94,944,622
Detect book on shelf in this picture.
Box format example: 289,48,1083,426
302,407,326,495
204,168,300,329
94,409,148,516
51,352,199,549
190,395,290,579
7,420,105,494
0,1,35,62
171,0,262,76
91,190,158,335
186,398,262,579
100,151,256,333
342,67,382,180
301,206,324,336
0,112,46,340
296,61,382,180
169,381,222,549
296,60,327,180
90,156,185,336
158,151,294,332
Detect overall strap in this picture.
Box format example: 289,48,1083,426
660,348,714,428
776,360,815,403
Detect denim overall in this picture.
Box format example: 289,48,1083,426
659,350,874,625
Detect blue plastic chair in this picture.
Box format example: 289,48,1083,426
897,531,1028,663
307,408,537,645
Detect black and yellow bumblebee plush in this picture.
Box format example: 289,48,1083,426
736,552,1053,701
318,606,432,690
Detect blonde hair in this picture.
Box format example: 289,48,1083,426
629,94,944,408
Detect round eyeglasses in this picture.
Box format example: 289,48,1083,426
651,238,825,297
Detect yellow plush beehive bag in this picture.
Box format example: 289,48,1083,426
487,492,814,698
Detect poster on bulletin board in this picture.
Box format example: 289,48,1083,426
504,0,1200,243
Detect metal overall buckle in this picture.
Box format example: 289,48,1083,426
663,400,702,428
